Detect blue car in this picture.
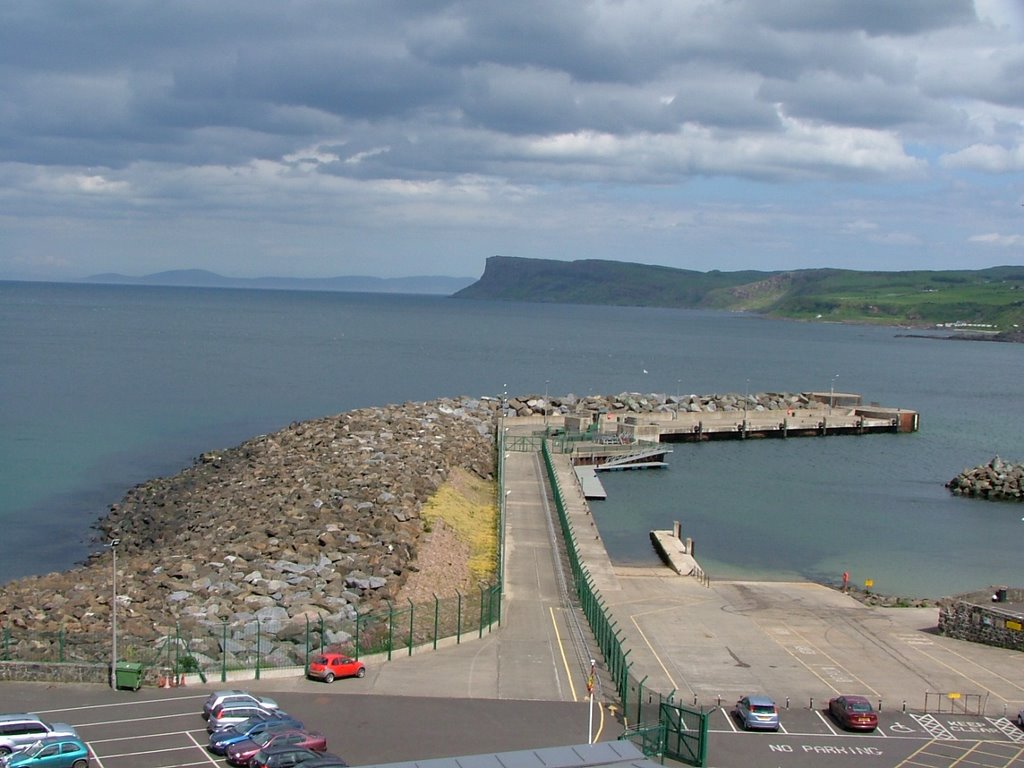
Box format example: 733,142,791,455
208,716,303,755
3,736,90,768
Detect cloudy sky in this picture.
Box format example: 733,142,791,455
2,0,1023,281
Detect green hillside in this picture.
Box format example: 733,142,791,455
455,257,1024,336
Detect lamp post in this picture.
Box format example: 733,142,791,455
110,537,120,688
544,379,550,428
830,374,838,412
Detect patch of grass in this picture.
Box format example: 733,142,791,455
421,469,498,582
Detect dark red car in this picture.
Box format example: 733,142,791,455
828,695,878,732
226,730,327,766
306,652,365,683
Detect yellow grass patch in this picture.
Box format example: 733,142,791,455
421,468,498,583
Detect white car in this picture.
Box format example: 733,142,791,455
202,690,279,720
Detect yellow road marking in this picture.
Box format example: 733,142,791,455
629,613,681,693
906,642,1024,704
550,605,579,701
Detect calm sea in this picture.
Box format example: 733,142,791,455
2,281,1021,596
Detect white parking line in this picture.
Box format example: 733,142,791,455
35,694,207,715
814,709,839,736
186,730,222,766
73,711,200,728
87,728,209,745
721,708,738,733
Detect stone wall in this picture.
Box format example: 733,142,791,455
937,588,1024,651
0,661,108,685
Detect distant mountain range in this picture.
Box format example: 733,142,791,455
82,269,476,295
453,256,1024,338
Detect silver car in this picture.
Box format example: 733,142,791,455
206,704,280,734
202,690,279,720
733,695,780,731
0,714,79,756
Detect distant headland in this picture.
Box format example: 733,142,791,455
454,256,1024,340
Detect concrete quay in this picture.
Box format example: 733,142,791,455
543,446,1024,720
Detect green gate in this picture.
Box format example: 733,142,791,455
661,702,709,767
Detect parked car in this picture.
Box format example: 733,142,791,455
250,745,327,768
0,736,89,768
226,729,327,766
207,704,280,733
208,716,304,755
306,653,365,683
828,695,878,732
0,715,79,756
203,690,280,720
733,695,779,731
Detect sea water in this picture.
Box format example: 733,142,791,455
1,280,1021,596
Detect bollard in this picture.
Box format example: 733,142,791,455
785,697,790,710
902,700,906,713
809,697,814,710
878,698,882,712
717,695,722,708
693,694,698,706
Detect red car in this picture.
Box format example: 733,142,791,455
828,695,878,732
306,652,365,683
226,730,327,766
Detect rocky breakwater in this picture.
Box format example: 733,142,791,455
504,390,813,417
946,456,1024,501
0,397,497,669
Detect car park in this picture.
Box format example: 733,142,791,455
732,695,779,731
0,736,90,768
208,716,305,754
306,653,365,683
203,690,280,720
207,704,281,733
250,745,328,768
0,716,79,756
828,694,878,732
226,729,327,766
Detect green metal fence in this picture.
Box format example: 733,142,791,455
540,439,708,765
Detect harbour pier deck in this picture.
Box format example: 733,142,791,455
595,392,918,444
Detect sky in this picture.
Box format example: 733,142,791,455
2,0,1023,281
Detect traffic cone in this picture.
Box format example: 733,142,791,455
159,673,169,688
178,673,186,687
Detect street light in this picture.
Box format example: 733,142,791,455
110,537,121,688
830,374,838,412
544,379,550,427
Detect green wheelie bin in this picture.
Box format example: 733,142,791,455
114,661,144,691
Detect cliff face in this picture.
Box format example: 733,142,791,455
453,255,770,306
453,256,1024,334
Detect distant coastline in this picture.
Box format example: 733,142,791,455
77,269,476,295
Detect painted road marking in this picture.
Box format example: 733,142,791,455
911,712,956,740
989,716,1024,743
758,621,876,697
